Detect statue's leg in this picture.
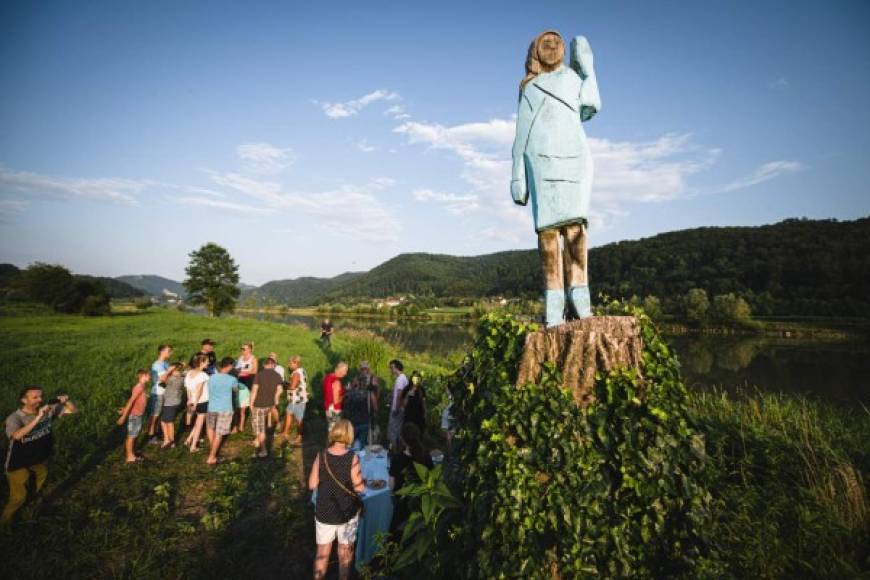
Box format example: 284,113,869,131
538,229,565,327
564,222,592,318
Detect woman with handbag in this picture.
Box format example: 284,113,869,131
308,419,365,580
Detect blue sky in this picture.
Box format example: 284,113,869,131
1,0,868,284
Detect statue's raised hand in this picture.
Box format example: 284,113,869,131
570,36,594,79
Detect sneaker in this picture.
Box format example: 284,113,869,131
257,449,268,458
147,436,161,446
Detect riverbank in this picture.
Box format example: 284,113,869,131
233,304,869,340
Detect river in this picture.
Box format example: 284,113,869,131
239,312,869,405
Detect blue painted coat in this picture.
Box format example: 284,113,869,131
511,38,601,232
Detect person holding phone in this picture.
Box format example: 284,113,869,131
3,386,76,525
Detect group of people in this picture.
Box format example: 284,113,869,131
310,357,444,580
3,333,454,580
117,339,310,466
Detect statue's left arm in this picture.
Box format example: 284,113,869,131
570,36,601,122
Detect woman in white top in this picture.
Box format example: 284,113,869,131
233,342,258,433
184,354,210,452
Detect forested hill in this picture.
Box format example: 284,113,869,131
116,275,186,298
242,272,364,307
591,217,870,316
319,251,540,303
242,217,870,316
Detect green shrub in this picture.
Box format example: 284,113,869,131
81,294,111,316
391,308,716,578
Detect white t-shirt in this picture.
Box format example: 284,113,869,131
391,373,409,409
274,364,285,380
184,370,209,404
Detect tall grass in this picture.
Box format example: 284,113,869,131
689,390,870,578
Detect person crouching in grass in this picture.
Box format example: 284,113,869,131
205,358,238,466
249,357,283,458
3,387,76,526
117,369,149,463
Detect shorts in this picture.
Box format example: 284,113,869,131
286,402,306,422
252,406,270,434
149,393,164,417
207,412,233,436
196,402,209,415
238,386,251,408
315,515,359,545
161,404,182,423
127,414,144,438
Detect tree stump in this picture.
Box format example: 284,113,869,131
516,316,643,406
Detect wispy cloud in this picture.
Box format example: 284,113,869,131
768,76,789,89
236,142,295,174
0,166,148,205
413,188,479,214
395,118,723,231
202,170,400,241
176,196,275,215
712,160,804,194
369,177,395,189
355,138,378,153
0,199,29,222
384,105,411,120
316,89,399,119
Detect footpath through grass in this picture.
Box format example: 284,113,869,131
0,305,445,579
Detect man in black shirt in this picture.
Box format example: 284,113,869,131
3,386,76,525
189,338,218,374
320,319,333,348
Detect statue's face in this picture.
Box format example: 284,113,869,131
538,33,563,68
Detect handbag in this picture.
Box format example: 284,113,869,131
322,450,365,519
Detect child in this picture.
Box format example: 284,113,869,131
117,369,149,463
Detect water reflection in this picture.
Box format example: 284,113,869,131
669,336,870,405
236,312,869,405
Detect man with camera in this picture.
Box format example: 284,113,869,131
2,386,76,525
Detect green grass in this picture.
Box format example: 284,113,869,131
688,390,870,578
0,305,447,579
1,305,867,578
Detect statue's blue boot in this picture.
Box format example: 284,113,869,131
545,289,565,327
568,285,592,319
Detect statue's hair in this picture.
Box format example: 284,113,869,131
520,30,565,92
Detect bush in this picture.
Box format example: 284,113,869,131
11,263,111,316
134,297,153,310
81,294,111,316
387,309,716,578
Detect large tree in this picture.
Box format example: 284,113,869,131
183,243,240,317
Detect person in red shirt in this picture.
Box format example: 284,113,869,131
117,369,149,463
322,362,348,433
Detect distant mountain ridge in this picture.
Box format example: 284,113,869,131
242,272,364,307
244,217,870,316
116,275,187,298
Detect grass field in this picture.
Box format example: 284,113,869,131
0,305,447,579
1,305,868,578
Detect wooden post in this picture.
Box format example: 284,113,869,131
516,316,643,406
